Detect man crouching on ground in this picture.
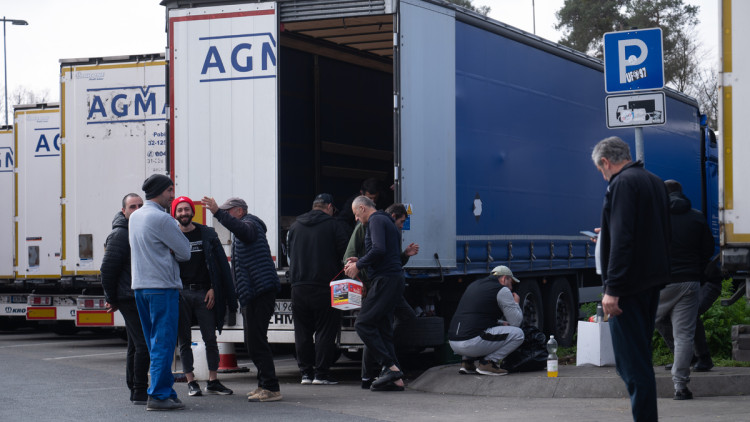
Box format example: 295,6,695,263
448,266,524,375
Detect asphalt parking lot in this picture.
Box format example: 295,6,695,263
1,327,749,422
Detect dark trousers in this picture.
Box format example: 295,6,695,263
361,296,415,379
118,299,149,400
177,289,220,373
243,290,280,392
657,281,721,360
609,287,660,422
354,274,405,369
292,284,341,378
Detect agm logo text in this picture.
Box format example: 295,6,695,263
199,32,277,83
87,85,166,124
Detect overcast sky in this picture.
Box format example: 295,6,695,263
1,0,718,103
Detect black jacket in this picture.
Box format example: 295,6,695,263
100,212,133,304
599,161,671,296
356,211,403,278
287,209,348,288
190,223,238,332
215,210,280,307
667,192,715,283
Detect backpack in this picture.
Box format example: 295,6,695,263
499,325,548,373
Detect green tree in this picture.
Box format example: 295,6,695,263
445,0,491,16
555,0,699,89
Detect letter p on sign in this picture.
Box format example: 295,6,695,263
603,28,664,93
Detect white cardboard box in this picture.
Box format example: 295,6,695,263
330,279,363,310
576,321,616,367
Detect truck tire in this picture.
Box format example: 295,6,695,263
516,279,544,331
544,277,576,347
393,316,445,350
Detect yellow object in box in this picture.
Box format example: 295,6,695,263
330,279,363,310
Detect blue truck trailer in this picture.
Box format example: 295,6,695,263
161,0,716,349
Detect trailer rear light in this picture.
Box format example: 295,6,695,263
77,296,107,310
27,296,52,306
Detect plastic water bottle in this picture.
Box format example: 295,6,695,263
547,335,558,378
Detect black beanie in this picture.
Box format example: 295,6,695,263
142,174,173,200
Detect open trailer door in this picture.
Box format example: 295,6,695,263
396,0,456,269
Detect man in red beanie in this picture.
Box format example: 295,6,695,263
171,196,238,397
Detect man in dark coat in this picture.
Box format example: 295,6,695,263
101,193,148,405
287,193,349,385
593,136,671,422
172,196,238,397
344,196,405,391
655,180,715,400
202,195,282,402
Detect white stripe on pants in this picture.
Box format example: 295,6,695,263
449,325,524,362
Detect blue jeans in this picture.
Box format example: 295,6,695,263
609,287,660,422
135,289,179,400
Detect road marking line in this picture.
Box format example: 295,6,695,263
0,340,96,349
43,351,126,360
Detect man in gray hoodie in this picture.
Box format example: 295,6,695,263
129,174,191,411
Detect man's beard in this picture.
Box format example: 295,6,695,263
178,215,192,227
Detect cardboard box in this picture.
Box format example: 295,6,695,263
330,279,363,310
576,321,616,367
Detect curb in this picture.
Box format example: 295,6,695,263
408,364,750,398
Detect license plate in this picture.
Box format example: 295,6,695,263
274,300,292,315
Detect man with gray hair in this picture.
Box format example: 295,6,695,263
592,136,670,421
344,195,405,391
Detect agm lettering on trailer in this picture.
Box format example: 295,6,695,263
199,33,276,82
0,146,12,171
86,85,166,123
34,129,61,157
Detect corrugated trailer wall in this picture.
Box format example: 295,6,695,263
453,18,703,275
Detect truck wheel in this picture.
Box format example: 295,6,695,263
544,277,576,347
515,279,544,331
393,316,445,349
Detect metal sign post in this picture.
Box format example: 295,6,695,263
603,28,665,165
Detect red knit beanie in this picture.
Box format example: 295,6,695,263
171,196,195,217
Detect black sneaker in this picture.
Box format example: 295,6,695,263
301,374,313,385
205,379,233,395
312,376,339,385
361,378,374,389
693,358,714,372
187,381,202,397
459,360,477,374
146,397,186,411
674,387,693,400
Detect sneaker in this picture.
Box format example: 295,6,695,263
693,358,714,372
187,381,202,397
146,397,186,411
361,378,374,389
665,363,673,371
459,360,477,375
301,375,313,385
247,389,282,402
247,387,263,398
205,379,233,395
312,376,339,385
674,387,693,400
371,368,404,389
476,359,508,376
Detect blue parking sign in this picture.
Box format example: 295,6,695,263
603,28,664,93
